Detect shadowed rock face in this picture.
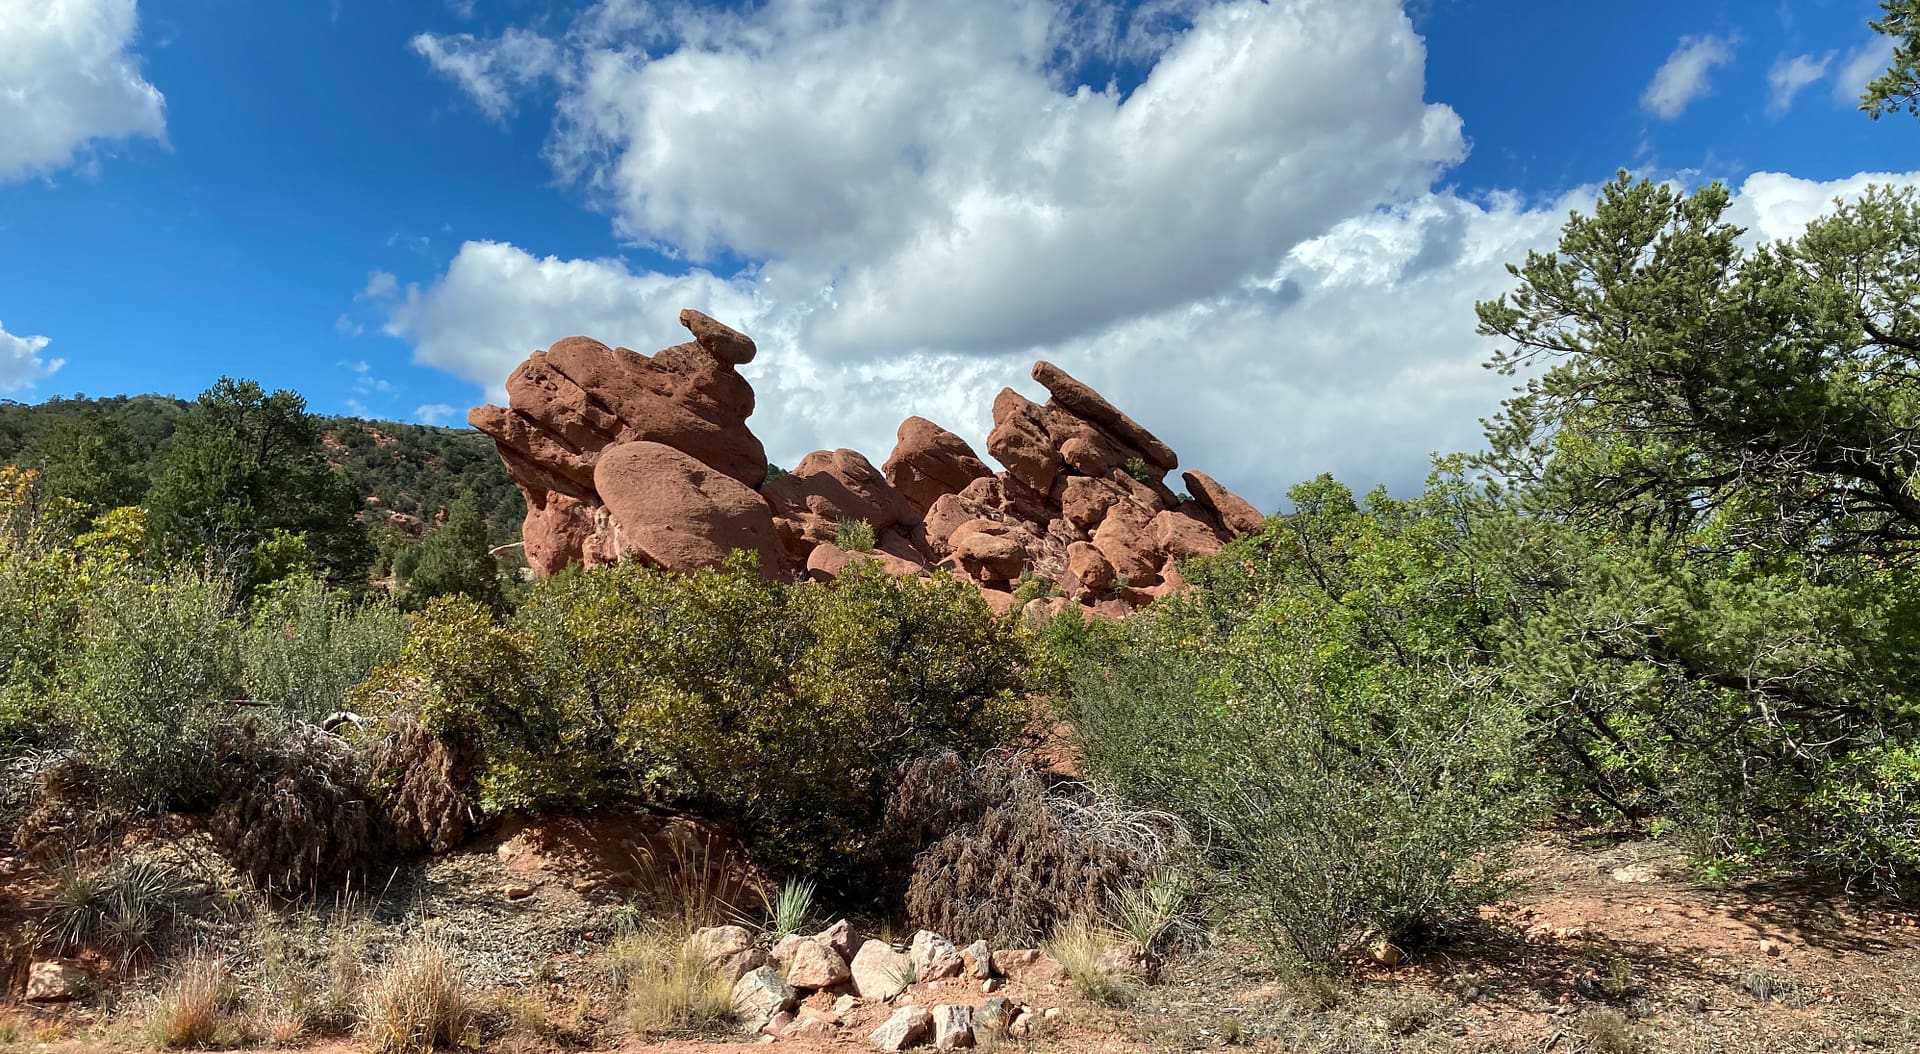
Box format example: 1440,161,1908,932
470,310,1266,615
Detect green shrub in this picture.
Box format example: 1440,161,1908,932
352,556,1025,882
1067,476,1538,971
243,575,407,721
834,517,876,553
61,568,245,808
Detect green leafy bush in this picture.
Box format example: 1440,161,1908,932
352,556,1025,881
243,575,407,721
61,568,245,809
1066,475,1538,970
833,518,876,553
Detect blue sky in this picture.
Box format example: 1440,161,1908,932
1,0,1914,507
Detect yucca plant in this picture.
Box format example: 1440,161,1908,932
763,877,816,936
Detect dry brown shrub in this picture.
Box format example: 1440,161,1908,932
209,719,382,893
891,751,1169,947
15,755,126,857
363,716,475,855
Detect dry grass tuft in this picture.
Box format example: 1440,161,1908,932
610,928,735,1036
147,953,232,1049
1045,915,1137,1007
357,936,472,1053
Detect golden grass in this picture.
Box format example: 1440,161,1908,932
356,937,472,1053
146,953,231,1049
1044,915,1138,1007
611,928,735,1036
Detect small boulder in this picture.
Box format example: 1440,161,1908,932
1181,470,1264,535
771,933,808,964
26,959,86,1002
814,919,862,961
851,939,916,1001
871,1006,934,1051
786,1015,838,1040
786,938,852,990
974,997,1014,1041
763,1010,797,1038
680,308,758,365
834,994,860,1015
717,947,771,984
961,939,992,980
732,966,800,1031
690,925,754,965
883,417,993,515
910,930,964,981
931,1004,975,1050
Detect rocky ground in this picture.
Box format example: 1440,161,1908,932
3,824,1917,1053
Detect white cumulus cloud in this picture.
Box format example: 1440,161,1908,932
1642,34,1737,119
0,0,167,182
0,320,66,393
387,1,1920,509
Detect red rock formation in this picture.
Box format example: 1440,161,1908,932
471,310,1267,613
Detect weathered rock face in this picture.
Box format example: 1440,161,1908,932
472,310,1266,613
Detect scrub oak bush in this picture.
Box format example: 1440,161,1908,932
1064,477,1538,970
351,554,1026,883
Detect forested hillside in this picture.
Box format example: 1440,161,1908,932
0,393,524,549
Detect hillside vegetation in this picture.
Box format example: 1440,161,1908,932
5,17,1920,1051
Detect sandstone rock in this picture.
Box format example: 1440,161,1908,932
680,308,758,365
1059,476,1125,533
851,940,915,1001
885,417,993,514
765,448,921,534
717,947,770,984
990,949,1065,986
871,1006,933,1051
786,938,852,990
814,920,862,962
979,589,1019,617
1181,470,1264,535
955,531,1025,582
911,931,964,981
961,940,992,980
931,1004,975,1049
785,1015,838,1040
26,959,86,1002
691,926,755,965
988,949,1039,977
733,966,800,1031
771,933,807,964
474,309,1263,617
1091,499,1164,586
1066,540,1115,595
834,994,860,1015
763,1010,797,1038
806,541,926,582
1032,361,1178,471
594,441,782,573
1150,506,1230,560
986,389,1062,494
